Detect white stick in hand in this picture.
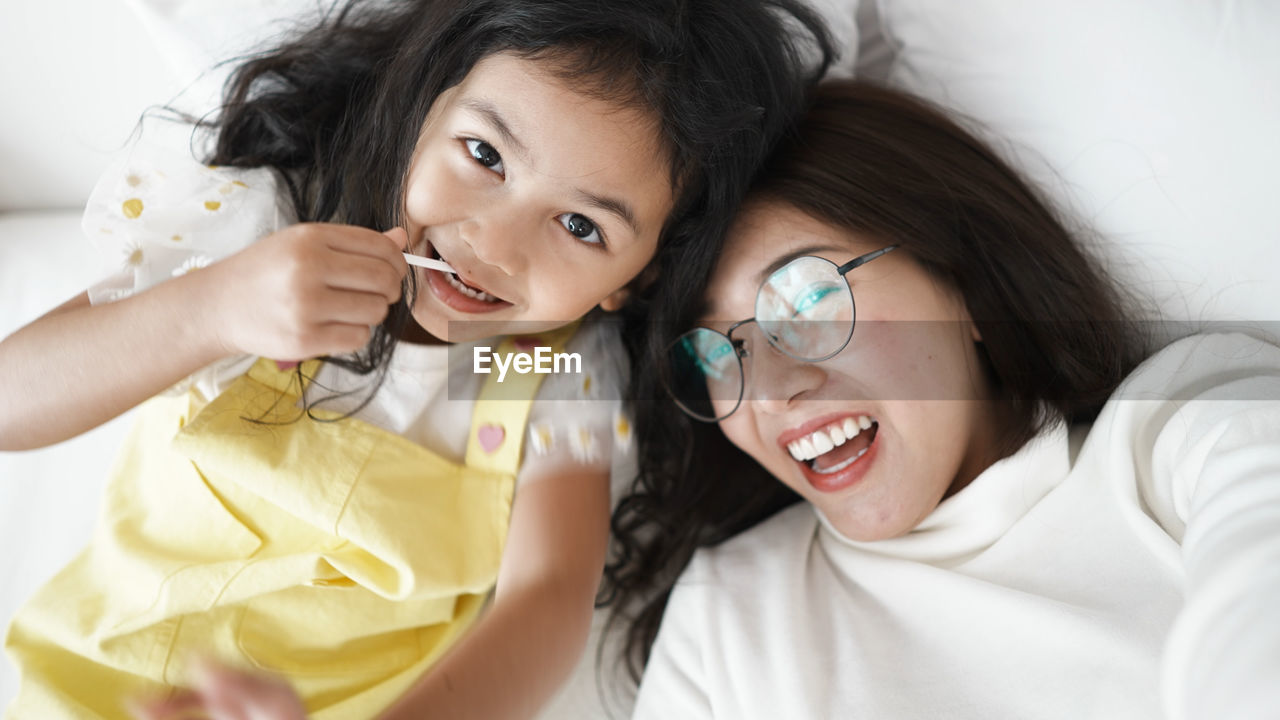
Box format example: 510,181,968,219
403,252,456,274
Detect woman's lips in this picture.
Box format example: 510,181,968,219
795,421,879,494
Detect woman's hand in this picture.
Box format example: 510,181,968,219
128,659,308,720
202,224,411,362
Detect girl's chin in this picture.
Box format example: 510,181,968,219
409,295,514,343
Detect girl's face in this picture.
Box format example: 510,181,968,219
403,52,674,342
706,201,1003,541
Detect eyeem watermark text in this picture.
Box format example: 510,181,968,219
474,346,582,382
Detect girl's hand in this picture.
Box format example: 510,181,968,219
128,658,308,720
203,224,411,361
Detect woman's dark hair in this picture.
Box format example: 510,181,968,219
603,79,1149,683
203,0,835,408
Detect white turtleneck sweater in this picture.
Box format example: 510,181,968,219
633,332,1280,720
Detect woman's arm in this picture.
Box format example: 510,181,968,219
0,224,408,451
1160,373,1280,720
1131,333,1280,720
379,461,611,720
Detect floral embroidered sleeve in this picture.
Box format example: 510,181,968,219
80,135,293,397
82,137,291,304
520,317,634,477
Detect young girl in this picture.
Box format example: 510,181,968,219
607,80,1280,719
0,1,835,717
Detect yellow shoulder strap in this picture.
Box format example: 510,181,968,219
465,322,581,475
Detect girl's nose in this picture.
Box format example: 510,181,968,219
742,327,827,414
459,214,528,277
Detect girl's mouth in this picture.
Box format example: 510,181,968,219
785,415,880,493
423,244,513,314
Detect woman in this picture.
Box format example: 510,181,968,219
605,80,1280,719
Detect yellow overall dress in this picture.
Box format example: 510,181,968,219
5,329,573,718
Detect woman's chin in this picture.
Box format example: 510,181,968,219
810,480,929,542
820,505,914,542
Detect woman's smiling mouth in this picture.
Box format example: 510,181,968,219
781,414,880,493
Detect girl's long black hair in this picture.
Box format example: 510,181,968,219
202,0,835,410
602,79,1151,684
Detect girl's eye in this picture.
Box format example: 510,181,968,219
557,212,605,247
464,139,504,175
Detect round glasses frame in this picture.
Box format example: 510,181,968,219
666,245,898,422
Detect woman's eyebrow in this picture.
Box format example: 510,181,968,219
756,244,847,282
461,98,530,161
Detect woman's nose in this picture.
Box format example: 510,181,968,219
742,328,826,414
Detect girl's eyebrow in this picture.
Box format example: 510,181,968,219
577,190,641,238
461,98,531,161
462,97,643,239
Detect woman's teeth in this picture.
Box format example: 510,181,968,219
787,415,874,462
443,270,499,302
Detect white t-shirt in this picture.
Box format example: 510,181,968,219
634,332,1280,720
81,138,633,478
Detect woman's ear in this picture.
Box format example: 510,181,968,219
970,321,983,343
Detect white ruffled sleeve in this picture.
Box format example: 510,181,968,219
81,139,292,304
80,138,294,398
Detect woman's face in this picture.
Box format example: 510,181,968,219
705,201,1002,541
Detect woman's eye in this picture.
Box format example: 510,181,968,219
464,139,504,175
791,283,842,318
557,212,605,247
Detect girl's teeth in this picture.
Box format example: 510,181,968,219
786,415,876,462
444,272,498,302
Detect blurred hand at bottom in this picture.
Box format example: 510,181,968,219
128,658,308,720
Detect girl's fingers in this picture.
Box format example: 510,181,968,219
311,289,398,327
310,322,375,356
318,253,406,304
382,226,410,250
318,225,410,276
196,665,307,720
126,690,207,720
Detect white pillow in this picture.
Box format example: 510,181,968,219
869,0,1280,335
0,0,180,211
122,0,329,117
127,0,866,112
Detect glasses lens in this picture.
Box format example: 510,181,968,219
755,256,854,361
665,328,743,421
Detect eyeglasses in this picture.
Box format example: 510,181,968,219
665,246,898,422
